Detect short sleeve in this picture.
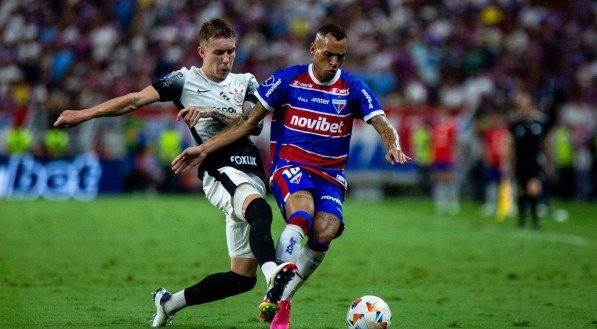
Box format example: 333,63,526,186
151,68,188,102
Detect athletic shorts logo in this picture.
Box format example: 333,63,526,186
229,156,257,166
282,167,302,184
289,172,302,184
321,195,342,206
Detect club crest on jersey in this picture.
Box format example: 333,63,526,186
290,172,302,184
332,99,347,113
228,87,245,105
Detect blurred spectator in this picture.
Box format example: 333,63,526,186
549,122,575,200
430,107,459,215
410,117,432,196
0,0,594,198
6,126,31,154
479,110,512,217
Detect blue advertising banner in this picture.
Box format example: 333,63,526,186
0,153,124,200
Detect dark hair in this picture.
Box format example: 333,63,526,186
316,24,347,41
199,18,235,47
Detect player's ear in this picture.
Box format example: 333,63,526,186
309,43,316,56
197,46,204,58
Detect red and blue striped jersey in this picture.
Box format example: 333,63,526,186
255,64,384,189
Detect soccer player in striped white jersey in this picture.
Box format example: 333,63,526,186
172,24,411,329
54,18,296,327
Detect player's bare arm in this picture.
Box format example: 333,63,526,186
370,114,412,165
54,86,160,128
171,102,269,174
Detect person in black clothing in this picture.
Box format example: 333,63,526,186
509,91,549,229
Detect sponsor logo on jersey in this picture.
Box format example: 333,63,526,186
215,106,235,113
289,115,345,134
197,89,209,94
161,71,183,87
311,97,330,105
332,99,346,113
265,78,282,97
229,156,257,166
298,96,308,103
219,91,230,101
329,87,349,95
291,80,314,88
361,88,374,109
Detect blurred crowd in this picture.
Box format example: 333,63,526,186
0,0,595,200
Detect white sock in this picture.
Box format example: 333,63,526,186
275,224,305,264
281,246,326,301
164,290,187,315
261,261,277,281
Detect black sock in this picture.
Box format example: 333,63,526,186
244,198,276,266
517,195,527,227
529,196,539,229
184,271,256,306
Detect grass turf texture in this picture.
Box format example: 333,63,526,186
0,195,595,328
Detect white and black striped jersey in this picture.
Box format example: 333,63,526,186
152,66,265,179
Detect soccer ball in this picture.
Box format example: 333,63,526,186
346,295,392,329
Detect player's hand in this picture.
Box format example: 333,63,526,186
386,147,411,165
177,107,211,127
53,110,87,128
171,146,209,174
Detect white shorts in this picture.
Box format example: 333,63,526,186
202,166,266,258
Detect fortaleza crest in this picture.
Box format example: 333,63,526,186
332,98,346,113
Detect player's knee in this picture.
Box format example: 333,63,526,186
244,197,272,225
311,216,343,241
287,210,313,235
232,183,263,221
334,223,345,239
311,228,337,244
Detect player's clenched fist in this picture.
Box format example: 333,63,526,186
54,110,89,128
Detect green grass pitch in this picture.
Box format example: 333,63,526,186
1,195,595,328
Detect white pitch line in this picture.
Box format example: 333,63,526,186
511,231,589,246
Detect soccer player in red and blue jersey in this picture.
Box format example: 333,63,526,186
172,24,411,329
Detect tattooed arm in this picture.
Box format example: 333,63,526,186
171,102,269,174
177,101,263,135
370,114,412,165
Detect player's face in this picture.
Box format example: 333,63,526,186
310,34,347,83
198,37,236,82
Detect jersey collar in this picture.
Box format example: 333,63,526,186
198,67,232,86
308,63,341,86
